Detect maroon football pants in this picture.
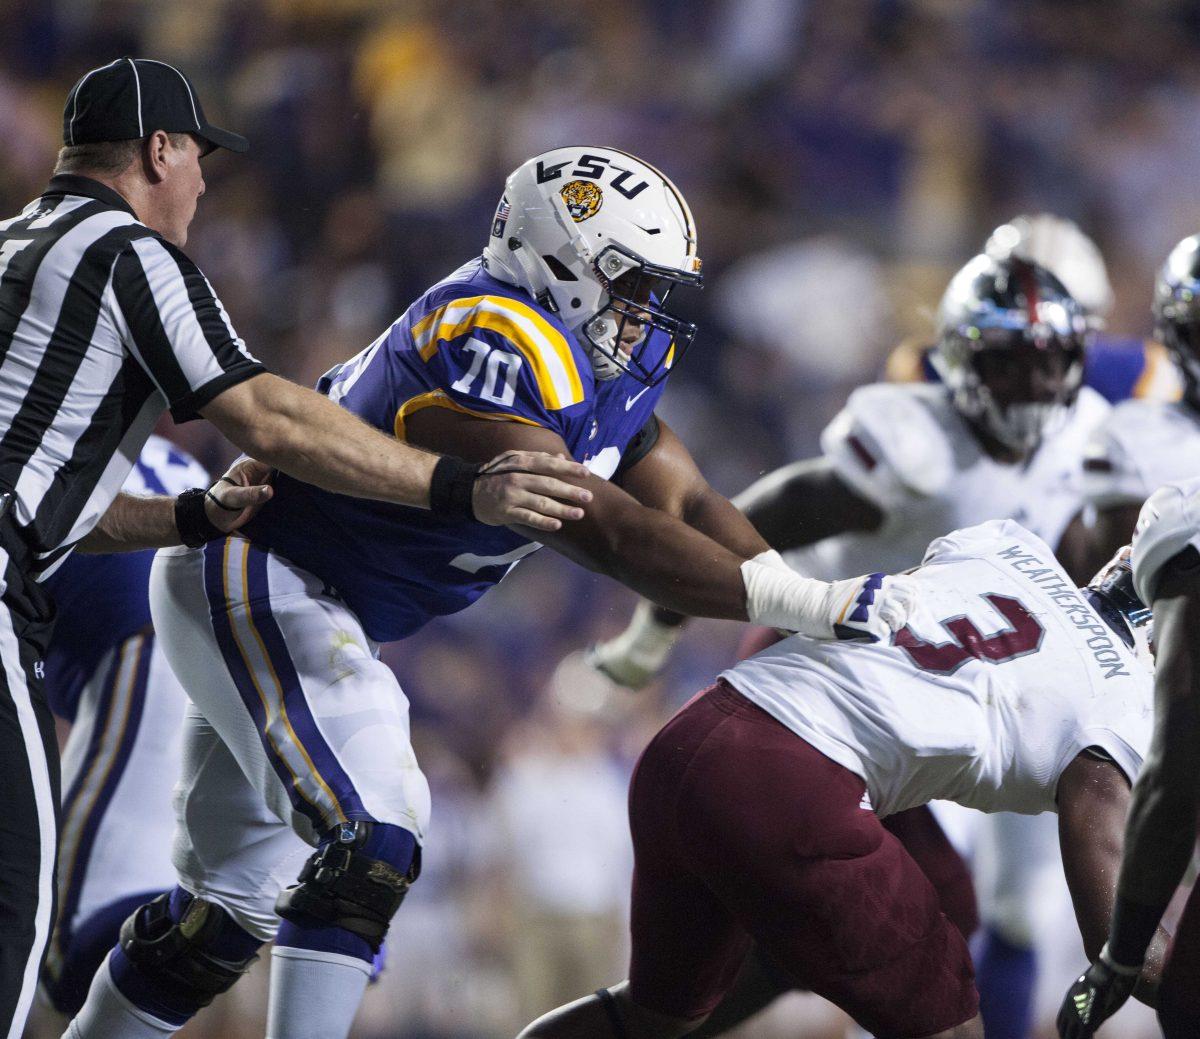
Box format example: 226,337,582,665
737,624,979,941
627,680,978,1038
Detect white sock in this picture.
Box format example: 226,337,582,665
266,946,371,1039
63,957,178,1039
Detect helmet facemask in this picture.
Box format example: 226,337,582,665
1085,546,1153,666
939,326,1085,454
581,245,702,386
1154,265,1200,402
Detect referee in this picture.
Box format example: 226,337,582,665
0,57,589,1036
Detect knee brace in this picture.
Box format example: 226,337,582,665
118,890,261,1012
275,821,420,953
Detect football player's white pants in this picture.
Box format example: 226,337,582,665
44,631,186,987
150,538,431,940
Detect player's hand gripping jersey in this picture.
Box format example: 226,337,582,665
725,520,1152,819
793,381,1109,580
244,258,671,642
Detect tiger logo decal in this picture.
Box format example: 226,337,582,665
560,179,604,222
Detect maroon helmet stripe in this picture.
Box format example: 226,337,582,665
847,434,877,471
1016,261,1043,346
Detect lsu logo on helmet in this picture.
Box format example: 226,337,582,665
561,180,603,222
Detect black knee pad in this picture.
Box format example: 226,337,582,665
119,893,259,1008
275,821,420,952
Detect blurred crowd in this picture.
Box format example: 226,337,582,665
6,0,1200,1036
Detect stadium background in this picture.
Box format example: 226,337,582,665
4,0,1199,1036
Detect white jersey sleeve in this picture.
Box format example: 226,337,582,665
820,384,954,511
1131,478,1200,604
1083,400,1200,509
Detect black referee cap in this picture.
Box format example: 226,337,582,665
63,57,248,155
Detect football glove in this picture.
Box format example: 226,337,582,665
584,601,681,689
1056,946,1141,1039
741,551,917,641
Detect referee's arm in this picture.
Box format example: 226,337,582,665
80,237,590,550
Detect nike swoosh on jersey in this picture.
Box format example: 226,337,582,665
625,387,650,411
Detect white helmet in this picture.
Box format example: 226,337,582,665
985,213,1114,323
483,146,702,385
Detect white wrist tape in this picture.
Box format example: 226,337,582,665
740,550,848,638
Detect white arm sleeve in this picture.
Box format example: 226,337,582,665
1082,401,1185,510
819,384,953,512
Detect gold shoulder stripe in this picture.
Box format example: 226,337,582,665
410,295,584,410
394,389,544,441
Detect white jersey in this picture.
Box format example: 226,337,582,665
121,432,211,498
724,520,1151,819
789,382,1110,579
1131,477,1200,604
1083,399,1200,509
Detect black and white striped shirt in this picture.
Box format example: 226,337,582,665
0,174,264,574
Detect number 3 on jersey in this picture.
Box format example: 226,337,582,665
895,593,1045,675
450,337,523,406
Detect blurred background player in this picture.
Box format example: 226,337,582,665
885,213,1178,407
1082,234,1200,568
1058,482,1200,1038
522,519,1159,1039
64,148,914,1039
589,252,1102,1038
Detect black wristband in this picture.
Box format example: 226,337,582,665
175,487,225,549
429,456,480,521
1108,894,1165,969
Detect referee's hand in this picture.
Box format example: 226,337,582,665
204,457,274,534
472,451,592,531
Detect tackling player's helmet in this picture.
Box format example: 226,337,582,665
1086,546,1152,657
483,147,702,386
933,254,1088,454
1153,234,1200,394
985,213,1114,324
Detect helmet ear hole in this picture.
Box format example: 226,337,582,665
542,255,578,282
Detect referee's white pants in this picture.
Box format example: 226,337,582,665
149,537,431,941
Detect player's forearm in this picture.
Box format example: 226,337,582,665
1116,592,1200,919
77,493,179,552
682,485,770,559
1114,739,1200,917
645,486,770,626
206,374,438,508
547,500,751,620
734,458,883,551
